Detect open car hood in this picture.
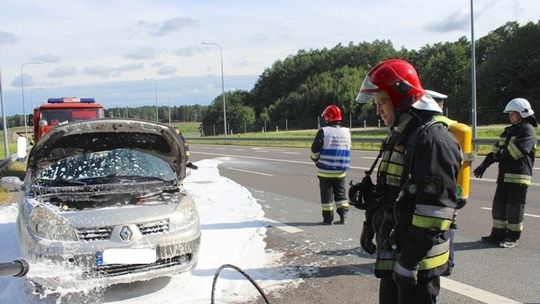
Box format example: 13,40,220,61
27,118,186,177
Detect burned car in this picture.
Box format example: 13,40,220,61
17,118,200,289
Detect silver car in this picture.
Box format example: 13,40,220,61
16,118,200,289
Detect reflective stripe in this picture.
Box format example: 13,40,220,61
387,163,404,176
379,160,389,172
412,214,452,230
415,204,455,220
419,250,449,270
375,249,396,271
493,219,506,229
335,200,349,208
386,175,402,186
317,171,346,178
507,222,524,232
507,137,523,160
322,203,333,211
375,240,449,271
375,259,396,271
503,173,531,185
310,152,320,161
394,262,417,277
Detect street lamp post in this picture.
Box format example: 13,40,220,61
202,42,227,138
470,0,478,148
144,78,158,122
30,87,45,112
20,61,42,142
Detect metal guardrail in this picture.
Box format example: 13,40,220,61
187,137,537,146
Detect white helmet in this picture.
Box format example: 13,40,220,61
503,98,534,118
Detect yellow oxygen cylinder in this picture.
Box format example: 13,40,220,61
449,123,473,199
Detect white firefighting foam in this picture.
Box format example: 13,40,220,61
0,159,300,303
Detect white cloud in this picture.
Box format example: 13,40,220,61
47,66,77,78
135,16,199,37
10,74,34,87
174,45,207,57
124,48,156,60
83,66,115,78
157,65,176,76
0,30,17,44
32,54,61,63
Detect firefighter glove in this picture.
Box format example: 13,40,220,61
393,261,418,286
360,221,376,255
473,163,488,178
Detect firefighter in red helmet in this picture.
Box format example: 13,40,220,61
356,59,462,303
311,104,352,225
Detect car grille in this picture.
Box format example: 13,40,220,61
76,219,170,241
86,254,192,278
76,226,113,241
138,219,169,235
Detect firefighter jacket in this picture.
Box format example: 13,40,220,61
310,123,351,178
492,120,537,185
370,111,462,278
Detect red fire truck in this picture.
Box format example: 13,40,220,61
32,97,105,142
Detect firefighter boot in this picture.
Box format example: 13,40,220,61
322,211,334,225
500,230,521,248
337,208,348,225
481,228,506,245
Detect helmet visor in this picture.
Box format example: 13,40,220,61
355,76,379,104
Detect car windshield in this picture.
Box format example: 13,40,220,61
36,148,176,185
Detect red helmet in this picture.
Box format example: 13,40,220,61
356,59,425,112
322,104,342,123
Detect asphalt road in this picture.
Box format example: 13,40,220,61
189,144,540,304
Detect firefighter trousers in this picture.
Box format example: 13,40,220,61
492,182,528,240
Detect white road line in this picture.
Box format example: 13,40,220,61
192,151,371,170
263,217,303,234
282,151,300,155
481,207,540,218
362,156,377,160
441,277,521,304
233,149,245,151
226,167,274,177
471,177,540,187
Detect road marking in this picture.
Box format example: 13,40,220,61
441,277,521,304
282,151,300,155
481,207,540,218
192,151,371,170
471,177,540,187
233,149,245,151
362,156,377,160
226,167,274,177
263,217,303,234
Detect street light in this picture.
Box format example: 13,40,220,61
20,61,42,141
470,0,478,147
202,41,227,138
30,87,45,111
144,78,158,122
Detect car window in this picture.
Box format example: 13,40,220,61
36,148,176,182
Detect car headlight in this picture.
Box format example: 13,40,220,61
169,194,199,232
28,207,78,241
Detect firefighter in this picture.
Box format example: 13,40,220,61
427,89,472,276
474,98,537,248
310,104,351,225
356,59,462,303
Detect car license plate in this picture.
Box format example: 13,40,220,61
96,248,157,266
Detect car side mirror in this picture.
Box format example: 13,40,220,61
0,176,23,191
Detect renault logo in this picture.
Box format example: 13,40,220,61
119,226,132,241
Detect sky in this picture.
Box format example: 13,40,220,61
0,0,539,115
0,158,301,303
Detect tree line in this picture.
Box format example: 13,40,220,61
201,21,540,135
